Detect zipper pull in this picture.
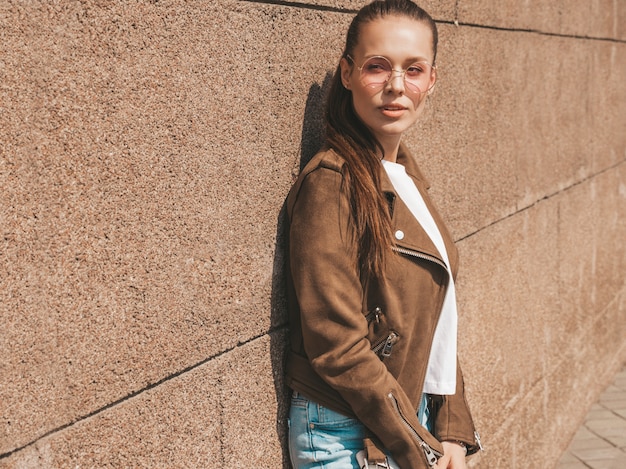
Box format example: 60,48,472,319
366,307,381,323
381,332,398,357
420,442,438,467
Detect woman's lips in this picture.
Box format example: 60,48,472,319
380,104,407,117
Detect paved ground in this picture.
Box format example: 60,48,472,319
557,365,626,469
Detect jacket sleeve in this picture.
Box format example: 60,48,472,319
433,360,480,454
288,166,443,468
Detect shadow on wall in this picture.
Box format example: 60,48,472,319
269,72,334,466
299,72,334,170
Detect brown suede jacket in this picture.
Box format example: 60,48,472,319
285,145,480,468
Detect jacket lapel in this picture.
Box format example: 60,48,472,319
381,144,459,277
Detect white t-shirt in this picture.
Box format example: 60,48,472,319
382,159,457,395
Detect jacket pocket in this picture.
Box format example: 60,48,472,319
365,307,400,360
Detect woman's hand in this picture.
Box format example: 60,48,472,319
435,441,467,469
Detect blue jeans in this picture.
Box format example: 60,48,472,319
288,392,433,468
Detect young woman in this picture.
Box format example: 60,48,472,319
284,1,481,468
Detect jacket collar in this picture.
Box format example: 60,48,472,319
379,144,459,276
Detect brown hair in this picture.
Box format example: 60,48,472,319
325,0,438,280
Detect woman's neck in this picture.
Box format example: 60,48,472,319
380,139,401,163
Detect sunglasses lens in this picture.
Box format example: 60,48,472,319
404,62,434,93
360,57,393,89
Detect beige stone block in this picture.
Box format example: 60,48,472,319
614,370,626,390
557,462,589,469
457,0,626,40
559,450,580,463
591,459,626,469
219,331,290,468
586,43,626,175
1,332,288,468
587,408,619,420
455,198,560,448
557,167,626,334
574,426,602,441
601,398,626,412
0,355,224,468
571,447,623,463
586,418,626,448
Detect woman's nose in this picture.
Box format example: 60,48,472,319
386,71,405,94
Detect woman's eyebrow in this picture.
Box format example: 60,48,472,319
404,55,431,63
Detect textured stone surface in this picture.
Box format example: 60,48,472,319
455,196,561,461
0,0,335,454
1,0,625,467
457,169,626,468
0,332,288,468
220,331,291,467
558,166,626,328
458,0,626,40
0,350,224,468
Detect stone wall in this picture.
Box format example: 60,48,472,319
1,1,625,467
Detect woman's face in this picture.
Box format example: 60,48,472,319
340,16,436,154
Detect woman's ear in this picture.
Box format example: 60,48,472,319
427,67,437,95
339,57,352,90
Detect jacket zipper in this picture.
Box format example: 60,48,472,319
372,332,399,358
392,246,447,271
457,374,484,454
387,392,442,467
